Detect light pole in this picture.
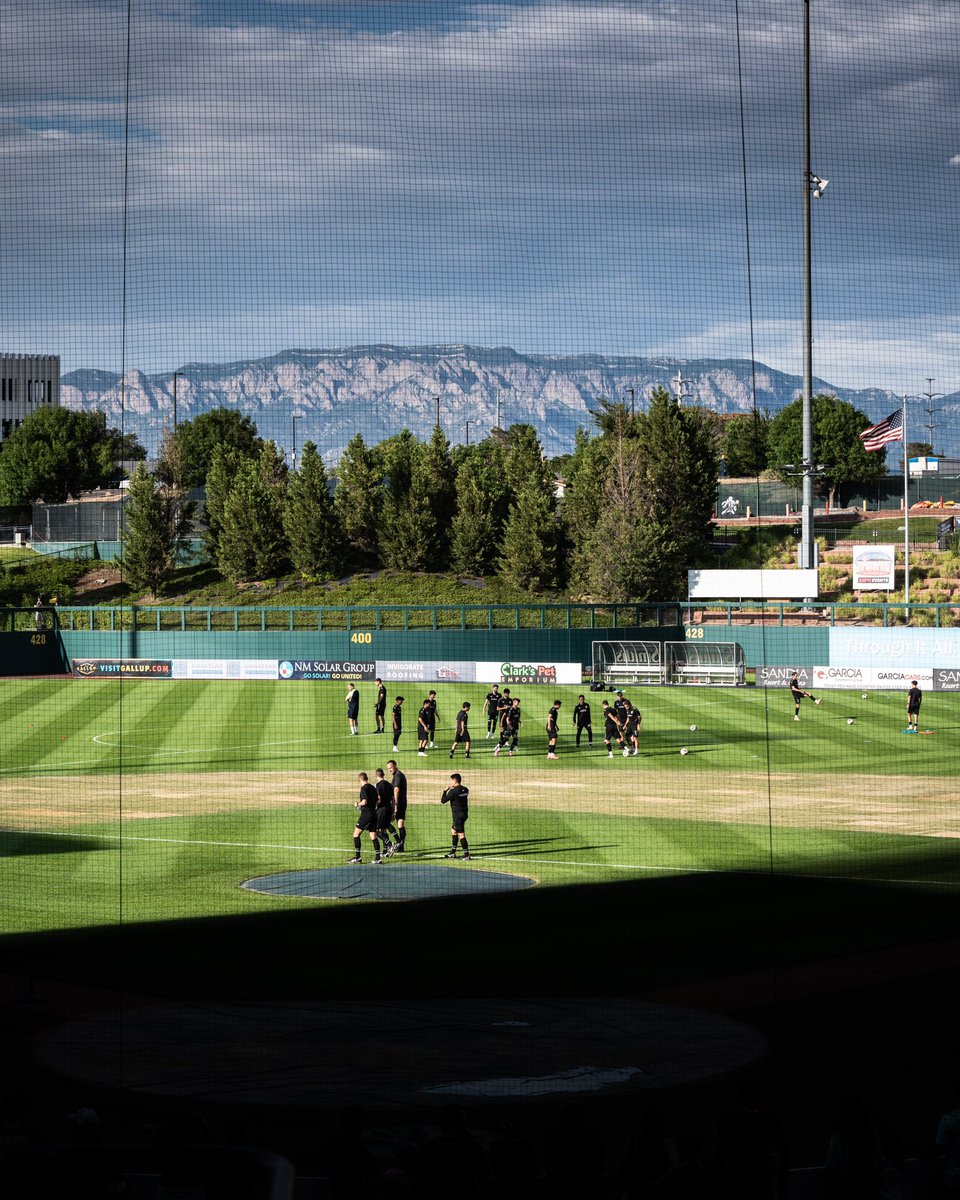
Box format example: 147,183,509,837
800,0,829,577
627,387,636,418
291,413,302,472
466,420,483,446
922,377,943,452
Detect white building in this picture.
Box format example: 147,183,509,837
0,353,60,443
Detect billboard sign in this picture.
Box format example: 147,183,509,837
851,545,896,591
375,660,477,683
73,658,172,678
476,661,582,685
756,666,813,688
687,569,819,600
277,659,375,681
173,659,279,680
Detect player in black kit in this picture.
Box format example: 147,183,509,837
573,694,593,746
493,698,522,757
424,690,439,748
441,772,471,860
387,759,408,851
374,678,387,734
483,684,502,738
417,700,431,756
391,696,404,752
374,767,398,855
450,702,472,759
546,699,561,759
602,699,624,758
347,772,383,864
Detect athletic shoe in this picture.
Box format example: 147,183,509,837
449,751,454,758
608,751,614,758
793,715,800,721
445,851,458,859
372,857,383,865
395,845,404,853
508,750,514,757
347,856,363,864
547,752,557,759
493,746,501,756
429,742,435,749
631,749,639,756
814,698,822,705
384,843,396,858
462,853,471,860
392,746,398,752
417,751,427,757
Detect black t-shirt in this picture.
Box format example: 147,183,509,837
375,779,393,810
391,770,407,806
573,701,591,725
603,709,621,734
392,702,403,726
358,782,377,808
546,705,560,733
375,684,387,712
424,698,438,725
418,706,431,730
907,686,922,710
455,709,470,737
789,677,803,699
346,689,360,716
442,784,469,812
485,690,501,713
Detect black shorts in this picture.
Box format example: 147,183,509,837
375,704,386,717
449,807,468,833
394,797,407,820
375,807,393,831
356,811,376,832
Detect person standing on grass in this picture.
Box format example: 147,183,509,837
906,680,922,733
483,684,502,738
573,694,593,747
374,677,387,735
493,697,522,757
417,700,431,756
347,772,382,864
424,689,439,748
391,696,404,751
345,682,360,736
442,772,471,860
546,699,561,759
374,768,398,855
450,702,472,759
388,759,408,852
602,699,624,758
621,700,641,756
789,671,821,721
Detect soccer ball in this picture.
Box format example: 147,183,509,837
679,747,689,756
847,718,855,725
862,693,868,700
689,724,697,732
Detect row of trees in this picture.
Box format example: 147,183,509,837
122,388,721,601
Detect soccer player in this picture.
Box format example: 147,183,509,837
602,699,624,758
621,699,641,756
373,677,387,734
424,690,439,748
546,699,561,759
388,759,408,852
573,694,593,746
483,684,502,738
441,772,471,860
374,767,398,855
493,698,522,757
450,702,472,759
345,683,360,736
906,680,922,732
417,700,431,756
613,689,629,723
347,772,383,864
789,671,821,721
391,696,404,752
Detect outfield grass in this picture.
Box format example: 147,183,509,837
1,679,958,941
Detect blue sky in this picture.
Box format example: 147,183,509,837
2,0,959,393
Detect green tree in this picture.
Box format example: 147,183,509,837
216,457,288,582
334,434,382,560
202,446,246,560
721,410,771,478
419,426,456,568
449,459,498,575
173,408,263,487
497,483,556,592
283,442,343,578
0,406,145,503
767,394,887,508
503,424,551,500
122,462,195,598
906,441,933,459
559,428,611,590
379,468,436,571
624,386,720,601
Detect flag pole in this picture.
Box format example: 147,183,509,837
902,394,910,618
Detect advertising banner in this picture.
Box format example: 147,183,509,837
476,661,582,685
810,665,933,691
277,659,376,681
757,666,813,688
375,660,477,683
829,627,960,665
173,659,279,680
73,659,172,678
851,544,896,590
687,568,819,600
933,668,960,692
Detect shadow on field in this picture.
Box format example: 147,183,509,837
3,844,959,1003
0,831,113,858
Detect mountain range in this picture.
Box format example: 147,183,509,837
61,345,957,462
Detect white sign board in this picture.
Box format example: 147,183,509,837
687,569,819,600
852,544,896,591
475,662,582,685
173,659,279,679
809,665,933,691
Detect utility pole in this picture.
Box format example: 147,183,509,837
672,368,692,407
171,371,183,433
922,377,943,452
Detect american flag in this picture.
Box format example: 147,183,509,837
859,408,903,452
